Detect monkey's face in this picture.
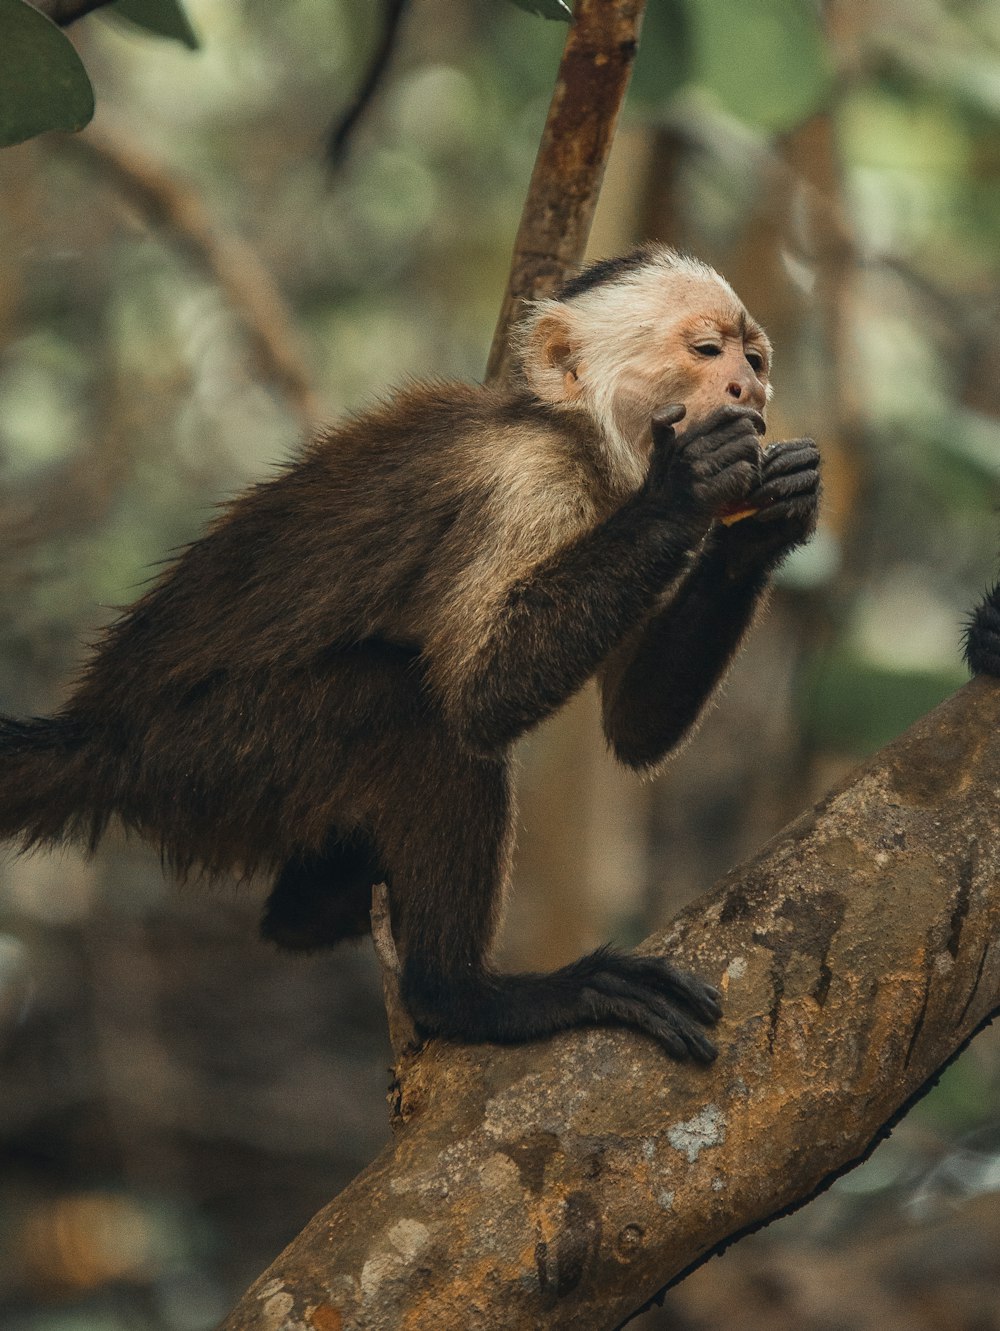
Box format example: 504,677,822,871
522,261,772,460
671,307,769,425
608,276,772,450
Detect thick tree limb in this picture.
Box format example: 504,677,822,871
218,675,1000,1330
485,0,648,384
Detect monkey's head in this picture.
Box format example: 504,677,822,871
517,245,772,458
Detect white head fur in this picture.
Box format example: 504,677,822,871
515,246,772,489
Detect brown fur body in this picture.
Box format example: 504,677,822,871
1,386,622,869
0,248,821,1058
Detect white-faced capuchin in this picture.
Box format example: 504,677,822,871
0,245,823,1063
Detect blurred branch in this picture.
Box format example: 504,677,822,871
27,0,115,23
218,677,1000,1330
370,884,419,1061
485,0,648,384
65,119,322,427
326,0,409,170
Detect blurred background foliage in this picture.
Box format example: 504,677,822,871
1,0,999,1327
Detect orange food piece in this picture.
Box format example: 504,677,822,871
718,505,760,526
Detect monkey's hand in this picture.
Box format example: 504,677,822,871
643,404,763,535
964,583,1000,677
714,437,820,575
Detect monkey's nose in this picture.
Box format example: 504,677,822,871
728,377,767,416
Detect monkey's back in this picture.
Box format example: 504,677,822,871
9,381,604,876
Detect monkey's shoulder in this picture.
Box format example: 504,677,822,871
303,378,615,517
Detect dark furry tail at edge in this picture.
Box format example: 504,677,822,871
964,581,1000,679
0,713,100,853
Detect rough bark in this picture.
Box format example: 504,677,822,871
485,0,647,384
218,674,1000,1330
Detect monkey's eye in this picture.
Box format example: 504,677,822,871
746,350,766,374
693,343,722,357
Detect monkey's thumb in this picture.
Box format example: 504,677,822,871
649,399,687,431
651,403,686,442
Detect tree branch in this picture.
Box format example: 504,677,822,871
369,883,419,1062
326,0,409,170
27,0,116,25
485,0,648,384
64,120,322,428
217,675,1000,1330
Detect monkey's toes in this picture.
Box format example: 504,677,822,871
583,982,719,1062
605,953,723,1024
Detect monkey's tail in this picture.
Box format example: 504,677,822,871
0,713,101,853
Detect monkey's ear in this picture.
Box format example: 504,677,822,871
522,309,584,404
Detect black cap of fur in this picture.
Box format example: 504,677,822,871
555,244,669,302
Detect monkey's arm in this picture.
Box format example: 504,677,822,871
428,408,762,753
601,437,820,768
600,543,769,768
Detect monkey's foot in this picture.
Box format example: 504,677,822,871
402,946,721,1063
964,584,1000,677
575,948,721,1063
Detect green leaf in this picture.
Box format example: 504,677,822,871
509,0,573,22
0,0,94,148
684,0,832,132
107,0,200,50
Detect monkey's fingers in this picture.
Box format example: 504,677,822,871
684,404,766,442
690,432,763,477
651,403,687,445
740,407,767,438
760,438,819,479
743,467,820,519
718,451,819,525
694,457,762,513
684,413,766,462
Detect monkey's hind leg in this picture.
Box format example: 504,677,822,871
375,754,722,1062
260,831,382,951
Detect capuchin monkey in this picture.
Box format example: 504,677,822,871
0,245,821,1063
